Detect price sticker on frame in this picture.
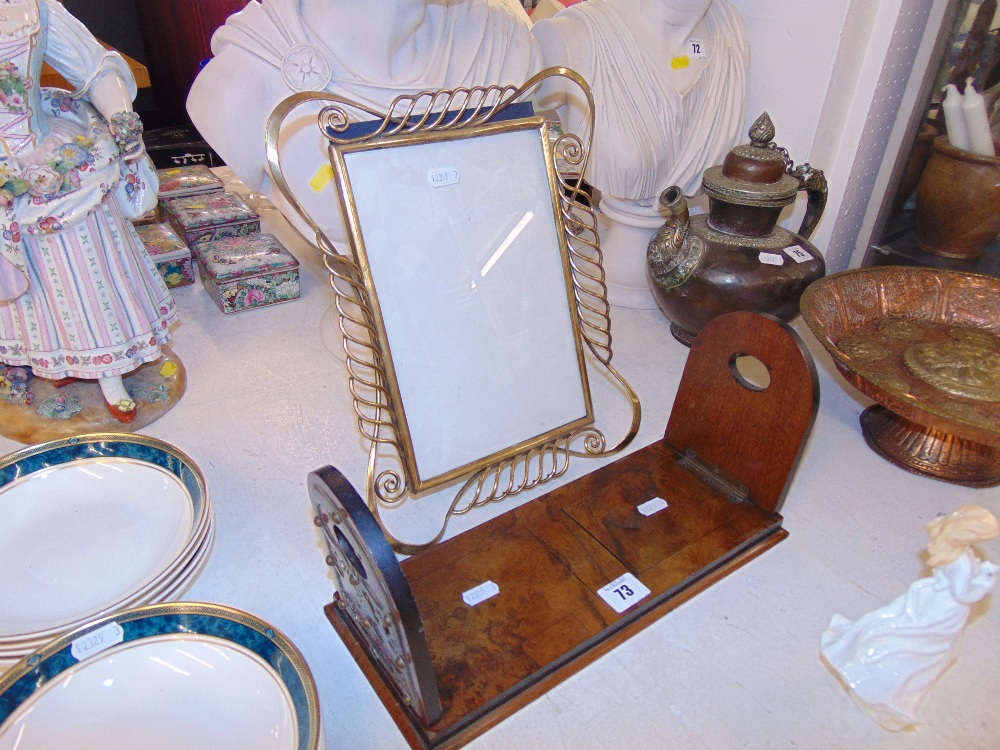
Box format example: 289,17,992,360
597,573,651,614
428,166,460,188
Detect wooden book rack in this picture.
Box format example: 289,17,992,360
309,311,819,749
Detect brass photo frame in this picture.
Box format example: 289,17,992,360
267,69,640,552
333,119,594,493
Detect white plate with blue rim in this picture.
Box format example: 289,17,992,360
0,520,216,669
0,602,322,750
0,434,212,646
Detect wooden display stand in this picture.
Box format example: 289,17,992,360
309,312,819,749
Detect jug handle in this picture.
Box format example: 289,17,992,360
791,163,827,240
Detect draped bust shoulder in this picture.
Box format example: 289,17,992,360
532,0,748,202
187,0,539,246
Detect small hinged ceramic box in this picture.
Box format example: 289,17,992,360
156,164,225,200
134,223,195,288
196,233,300,313
163,191,260,248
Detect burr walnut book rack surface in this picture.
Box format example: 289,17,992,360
308,311,819,749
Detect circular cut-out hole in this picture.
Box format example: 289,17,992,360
730,354,771,391
334,525,368,580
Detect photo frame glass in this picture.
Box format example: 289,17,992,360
336,119,594,492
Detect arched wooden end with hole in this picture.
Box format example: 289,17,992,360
666,310,820,514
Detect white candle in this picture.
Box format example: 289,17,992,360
962,77,996,156
941,83,970,150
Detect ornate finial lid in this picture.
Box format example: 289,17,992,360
748,112,776,147
702,112,800,209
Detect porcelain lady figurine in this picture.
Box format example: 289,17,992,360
187,0,540,248
820,505,1000,731
532,0,748,307
0,0,174,423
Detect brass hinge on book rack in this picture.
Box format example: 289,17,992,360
677,448,750,504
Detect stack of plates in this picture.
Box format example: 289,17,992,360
0,602,322,749
0,434,213,670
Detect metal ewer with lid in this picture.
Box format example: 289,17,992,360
646,112,828,346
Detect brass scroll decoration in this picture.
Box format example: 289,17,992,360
266,69,640,553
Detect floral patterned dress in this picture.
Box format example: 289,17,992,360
0,0,176,380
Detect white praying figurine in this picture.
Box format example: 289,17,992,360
820,505,999,732
532,0,749,308
187,0,540,249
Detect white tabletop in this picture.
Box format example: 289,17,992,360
2,168,996,749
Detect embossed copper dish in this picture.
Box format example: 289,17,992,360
800,267,1000,487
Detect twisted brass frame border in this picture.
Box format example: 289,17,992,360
266,68,640,553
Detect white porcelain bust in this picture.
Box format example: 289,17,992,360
532,0,749,307
187,0,540,248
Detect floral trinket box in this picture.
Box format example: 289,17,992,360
163,191,260,248
195,233,300,314
156,164,225,200
134,222,194,288
149,165,225,224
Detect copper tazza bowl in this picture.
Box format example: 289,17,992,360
800,266,1000,487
